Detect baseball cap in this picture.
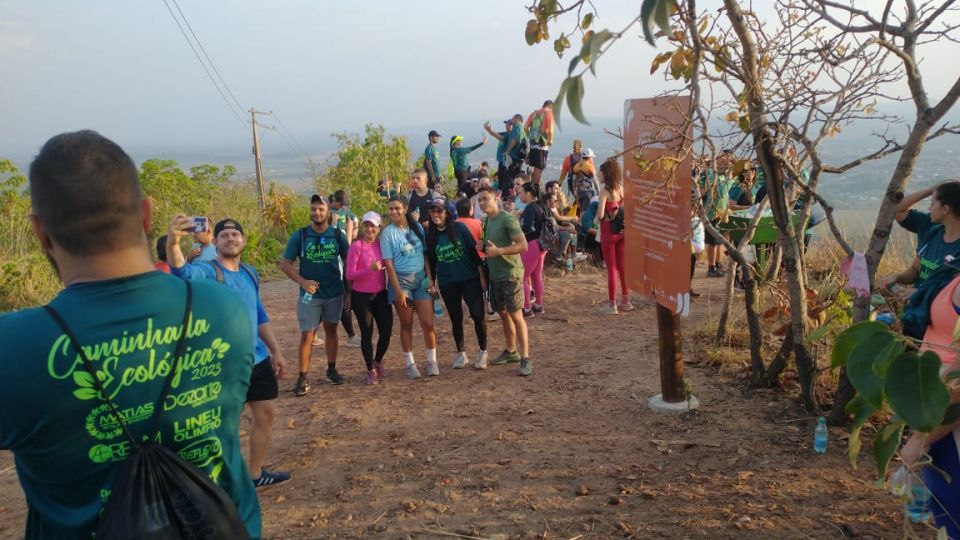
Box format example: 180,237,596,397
428,130,441,138
430,196,448,210
310,193,327,204
214,218,244,238
583,148,596,158
503,118,512,125
360,211,382,227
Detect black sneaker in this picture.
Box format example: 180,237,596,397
523,308,535,319
706,268,722,278
253,468,291,488
326,367,344,385
293,374,310,396
531,304,544,314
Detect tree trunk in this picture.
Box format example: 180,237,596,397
758,328,793,387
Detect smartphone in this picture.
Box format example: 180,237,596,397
187,216,207,233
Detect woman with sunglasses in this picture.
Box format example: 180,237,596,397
380,195,438,378
425,197,489,370
346,211,394,385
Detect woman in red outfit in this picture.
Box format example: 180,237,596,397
596,158,631,314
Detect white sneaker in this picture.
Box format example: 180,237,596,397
474,350,488,370
426,359,440,376
312,335,324,347
619,300,635,312
600,302,619,315
406,363,422,379
453,352,467,369
575,252,589,262
345,335,362,348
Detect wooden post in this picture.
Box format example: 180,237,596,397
656,303,685,403
250,108,266,209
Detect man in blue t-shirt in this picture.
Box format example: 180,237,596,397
280,194,351,396
167,216,291,488
424,129,442,190
0,130,260,538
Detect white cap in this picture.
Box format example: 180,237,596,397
361,211,382,227
583,148,595,158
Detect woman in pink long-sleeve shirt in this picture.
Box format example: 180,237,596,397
346,211,394,385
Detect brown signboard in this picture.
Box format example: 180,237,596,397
622,96,693,316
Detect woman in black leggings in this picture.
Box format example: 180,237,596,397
424,197,489,369
345,211,394,385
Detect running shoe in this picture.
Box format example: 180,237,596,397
518,358,533,377
619,300,635,312
293,374,310,396
374,361,386,379
345,335,362,348
490,349,521,365
523,308,535,319
474,350,488,370
531,304,544,314
253,468,291,488
453,352,467,369
407,363,422,379
312,334,324,347
426,359,440,376
574,252,589,262
365,370,378,385
600,303,619,315
706,268,723,278
326,367,344,385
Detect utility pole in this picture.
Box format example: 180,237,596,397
250,108,267,209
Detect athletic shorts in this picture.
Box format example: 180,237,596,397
387,270,433,304
247,358,279,402
297,294,344,331
528,148,548,170
704,219,724,246
489,278,523,313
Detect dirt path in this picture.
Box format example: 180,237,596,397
0,266,904,539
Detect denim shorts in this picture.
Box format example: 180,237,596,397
387,270,433,304
297,294,344,331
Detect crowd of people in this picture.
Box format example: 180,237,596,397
0,96,641,538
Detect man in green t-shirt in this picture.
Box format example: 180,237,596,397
477,186,533,376
280,194,351,396
0,131,261,538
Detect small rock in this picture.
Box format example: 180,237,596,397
840,523,858,537
608,496,624,505
274,495,286,503
285,419,296,429
402,500,417,512
640,489,656,499
575,484,589,496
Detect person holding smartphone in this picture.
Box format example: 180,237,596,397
345,211,393,385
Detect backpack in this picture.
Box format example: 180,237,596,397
208,260,259,290
527,110,547,146
538,208,561,256
43,281,252,540
610,206,626,235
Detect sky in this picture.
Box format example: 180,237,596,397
3,1,960,166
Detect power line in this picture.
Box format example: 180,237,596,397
161,0,247,130
169,0,246,116
273,109,310,161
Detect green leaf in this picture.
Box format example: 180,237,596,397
831,321,889,368
846,396,876,468
567,56,581,76
805,324,830,345
587,29,613,76
640,0,659,45
553,78,570,130
873,421,904,480
73,371,95,388
886,351,951,432
653,0,674,35
525,19,539,46
847,332,896,409
73,387,99,400
581,13,593,30
874,340,904,378
566,75,589,125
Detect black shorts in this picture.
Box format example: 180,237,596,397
704,219,725,246
528,148,548,170
247,358,279,402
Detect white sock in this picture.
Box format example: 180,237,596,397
426,348,437,364
403,351,415,367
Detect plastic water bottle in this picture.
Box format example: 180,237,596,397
813,417,828,453
434,297,443,316
565,255,573,271
571,234,578,249
907,480,932,523
301,290,314,304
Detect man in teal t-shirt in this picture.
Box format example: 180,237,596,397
280,194,351,396
424,129,442,190
0,130,261,539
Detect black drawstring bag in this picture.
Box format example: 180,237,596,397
44,281,251,540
